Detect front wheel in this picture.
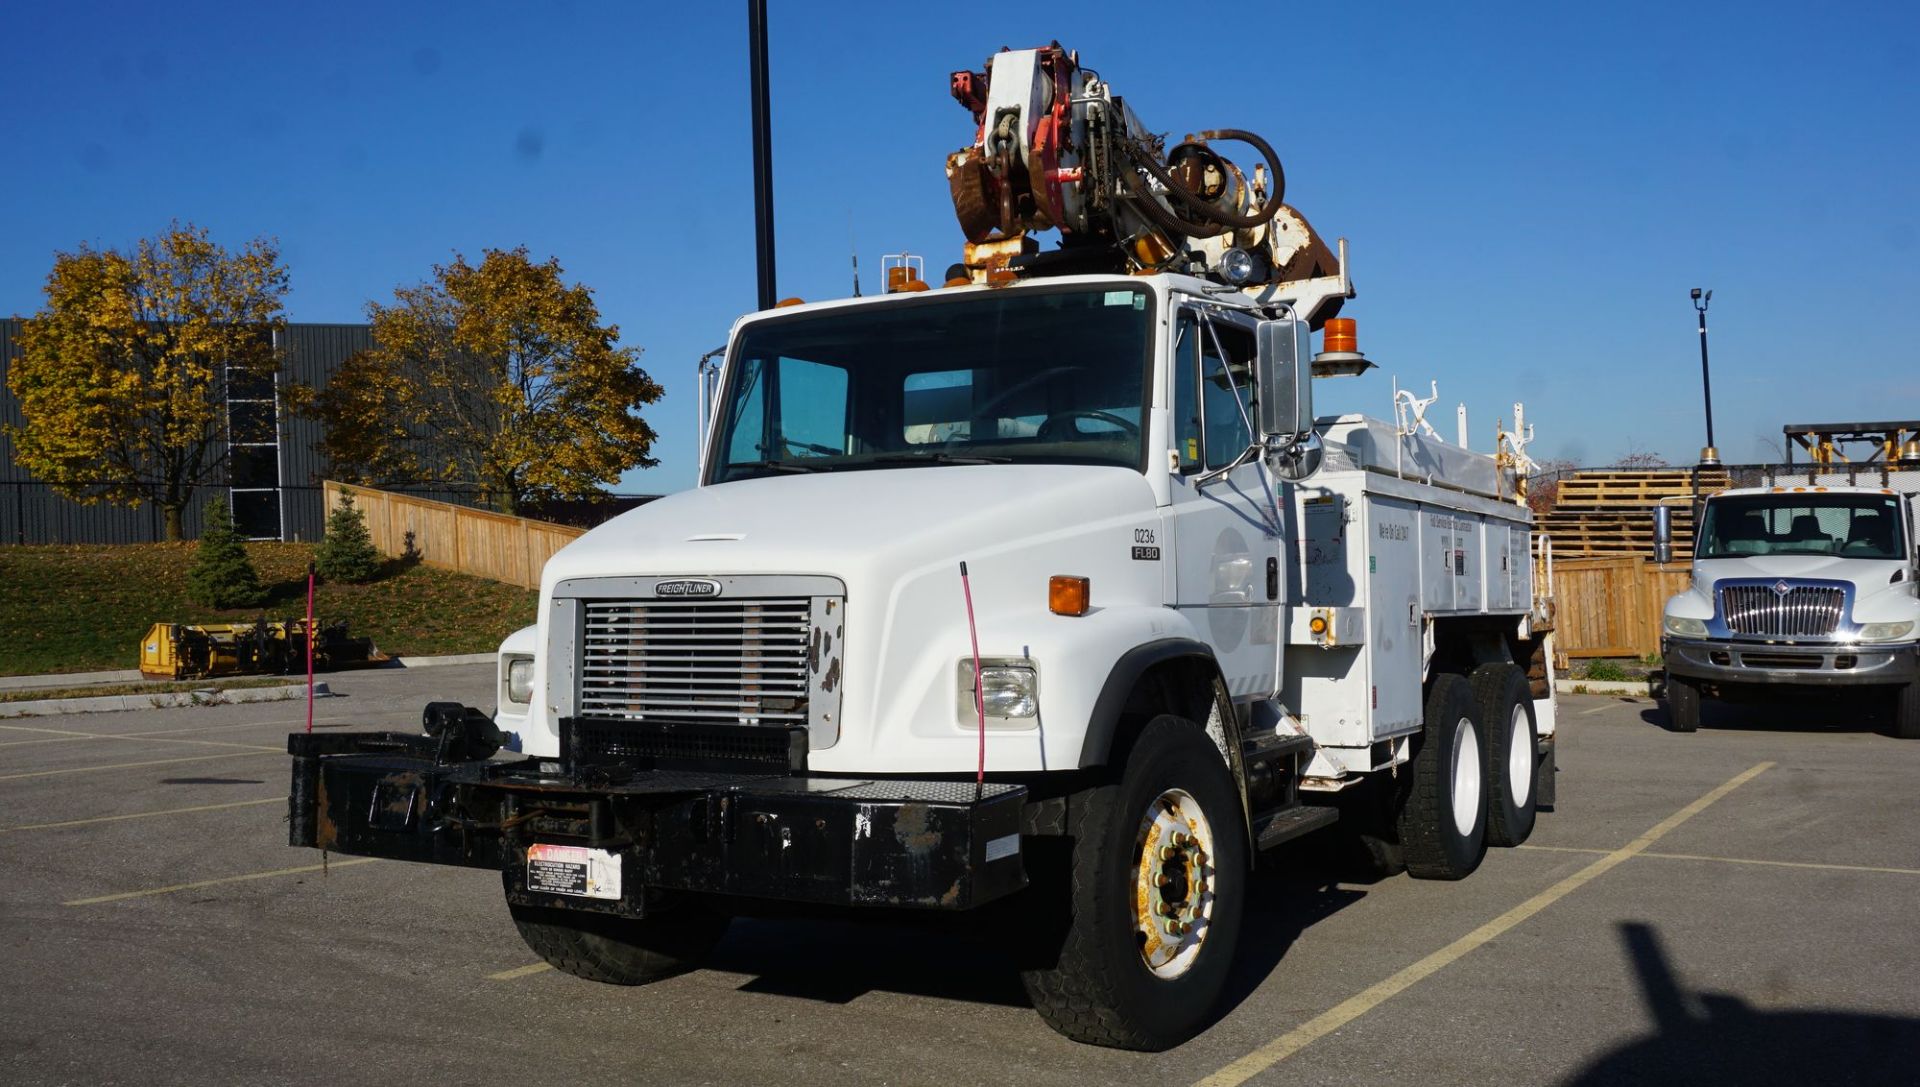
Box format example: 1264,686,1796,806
1020,715,1248,1051
1666,675,1701,733
507,894,729,985
1890,682,1920,740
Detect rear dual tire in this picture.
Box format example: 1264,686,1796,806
1472,664,1538,848
1397,673,1488,880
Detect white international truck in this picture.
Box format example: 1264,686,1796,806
1659,485,1920,736
286,45,1560,1050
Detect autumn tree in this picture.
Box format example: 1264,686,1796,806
6,224,288,540
306,247,661,514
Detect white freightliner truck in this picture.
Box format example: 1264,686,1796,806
1659,485,1920,736
287,44,1561,1050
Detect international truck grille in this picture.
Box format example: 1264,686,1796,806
579,598,813,724
1718,583,1845,638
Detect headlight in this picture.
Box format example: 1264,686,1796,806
959,660,1038,720
505,657,534,704
1856,620,1916,643
1662,615,1708,639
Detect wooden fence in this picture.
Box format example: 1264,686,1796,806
323,481,584,590
1552,557,1692,659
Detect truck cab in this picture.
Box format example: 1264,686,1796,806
1659,486,1920,736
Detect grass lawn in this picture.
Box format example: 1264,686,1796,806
0,543,537,677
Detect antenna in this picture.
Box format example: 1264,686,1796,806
848,212,861,297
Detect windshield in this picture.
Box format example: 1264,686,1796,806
1696,494,1908,560
706,286,1154,484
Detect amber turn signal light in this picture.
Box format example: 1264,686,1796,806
1049,575,1090,617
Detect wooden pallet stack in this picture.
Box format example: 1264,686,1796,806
1537,469,1730,558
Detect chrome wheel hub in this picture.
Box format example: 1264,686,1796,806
1133,788,1217,979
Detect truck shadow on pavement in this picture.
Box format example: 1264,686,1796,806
1639,694,1893,736
1563,922,1919,1086
701,844,1367,1020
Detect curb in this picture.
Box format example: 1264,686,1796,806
0,669,145,693
392,653,496,668
0,681,332,719
1554,678,1657,697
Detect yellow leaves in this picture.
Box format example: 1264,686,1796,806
306,246,662,512
5,223,289,533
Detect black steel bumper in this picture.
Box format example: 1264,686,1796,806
1663,637,1920,688
287,724,1027,916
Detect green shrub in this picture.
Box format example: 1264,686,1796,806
186,496,268,608
1584,659,1629,682
314,493,382,583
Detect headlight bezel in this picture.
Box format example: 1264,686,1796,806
504,656,535,704
957,657,1040,726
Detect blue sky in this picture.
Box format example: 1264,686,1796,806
4,1,1916,491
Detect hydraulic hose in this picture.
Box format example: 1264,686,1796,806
1120,127,1287,232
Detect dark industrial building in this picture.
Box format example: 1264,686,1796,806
1,319,373,544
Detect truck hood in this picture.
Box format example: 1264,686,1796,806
543,464,1156,586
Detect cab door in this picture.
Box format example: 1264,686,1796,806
1165,307,1283,701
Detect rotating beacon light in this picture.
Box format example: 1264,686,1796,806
1312,317,1374,377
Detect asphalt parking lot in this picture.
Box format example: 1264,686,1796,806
3,667,1917,1086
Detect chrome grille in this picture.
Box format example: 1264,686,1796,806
1718,583,1845,638
579,598,813,723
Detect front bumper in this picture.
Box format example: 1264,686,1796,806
1663,637,1920,688
287,723,1027,916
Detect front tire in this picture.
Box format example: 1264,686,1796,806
507,895,729,985
1472,663,1538,847
1397,673,1488,880
1020,715,1248,1051
1666,675,1701,733
1890,682,1920,739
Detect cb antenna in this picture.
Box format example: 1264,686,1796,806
849,212,861,297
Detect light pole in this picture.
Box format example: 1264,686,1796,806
1691,287,1718,465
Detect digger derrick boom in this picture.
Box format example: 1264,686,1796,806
944,43,1338,297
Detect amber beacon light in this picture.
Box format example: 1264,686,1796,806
1049,575,1091,616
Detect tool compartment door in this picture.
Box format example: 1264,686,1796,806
1365,496,1424,740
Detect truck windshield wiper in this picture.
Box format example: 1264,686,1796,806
869,451,1013,466
729,459,821,474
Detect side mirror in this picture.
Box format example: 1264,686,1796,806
1256,318,1312,438
1653,505,1673,565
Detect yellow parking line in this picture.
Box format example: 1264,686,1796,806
1639,851,1920,876
1194,761,1774,1087
0,723,100,738
0,797,284,834
1523,844,1920,876
63,857,379,905
0,718,307,748
488,963,555,981
0,732,282,753
0,750,279,781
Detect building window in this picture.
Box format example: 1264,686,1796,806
226,360,282,540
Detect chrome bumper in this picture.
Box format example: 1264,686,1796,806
1663,637,1920,688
